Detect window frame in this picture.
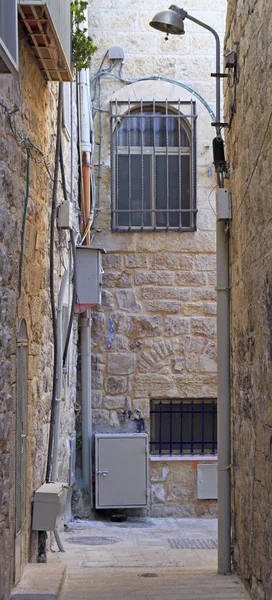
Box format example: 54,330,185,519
110,99,197,232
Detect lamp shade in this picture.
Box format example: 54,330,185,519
149,9,185,35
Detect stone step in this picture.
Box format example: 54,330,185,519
11,563,66,600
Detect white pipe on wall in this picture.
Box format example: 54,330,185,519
52,269,69,482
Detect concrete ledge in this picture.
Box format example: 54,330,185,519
11,564,66,600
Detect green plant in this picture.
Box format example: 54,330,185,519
71,1,97,71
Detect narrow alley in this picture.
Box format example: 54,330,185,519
49,518,249,599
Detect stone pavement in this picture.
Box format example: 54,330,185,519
48,517,250,599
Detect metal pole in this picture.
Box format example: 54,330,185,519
185,11,231,574
81,312,92,496
216,219,231,574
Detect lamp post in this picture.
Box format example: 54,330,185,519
150,6,231,576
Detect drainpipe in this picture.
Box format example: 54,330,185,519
78,5,92,500
52,269,69,482
81,312,91,495
217,221,231,574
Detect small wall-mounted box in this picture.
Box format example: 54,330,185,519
75,247,105,313
32,482,68,531
197,464,218,500
57,202,73,230
216,188,232,220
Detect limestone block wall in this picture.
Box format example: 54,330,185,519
225,0,272,597
89,0,226,516
0,33,78,600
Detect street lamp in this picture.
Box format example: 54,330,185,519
150,5,231,576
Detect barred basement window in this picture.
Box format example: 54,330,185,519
110,99,197,231
150,399,217,456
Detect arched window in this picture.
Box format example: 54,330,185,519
110,100,197,231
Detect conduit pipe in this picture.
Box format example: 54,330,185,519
52,269,69,482
81,313,91,495
78,4,92,500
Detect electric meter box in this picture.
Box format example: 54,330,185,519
32,482,68,531
197,464,218,500
95,433,149,509
75,247,105,313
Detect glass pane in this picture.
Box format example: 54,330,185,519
117,154,151,227
118,110,189,149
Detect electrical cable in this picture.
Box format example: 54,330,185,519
46,82,63,484
18,147,31,300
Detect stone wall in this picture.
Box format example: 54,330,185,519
89,0,226,516
225,1,272,598
0,32,78,600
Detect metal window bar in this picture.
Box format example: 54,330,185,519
110,100,197,232
150,400,217,456
141,99,144,229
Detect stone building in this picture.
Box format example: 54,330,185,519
0,6,78,599
225,0,272,598
88,0,226,516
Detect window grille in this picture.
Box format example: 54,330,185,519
110,99,197,232
150,399,217,456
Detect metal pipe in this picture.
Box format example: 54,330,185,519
185,13,221,137
216,220,231,574
52,269,69,482
81,313,91,496
175,9,231,574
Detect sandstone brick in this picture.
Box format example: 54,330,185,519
196,254,216,270
204,302,217,315
125,254,148,268
191,317,216,337
176,271,207,286
149,254,194,270
99,334,128,352
145,300,183,313
128,315,163,337
134,374,178,397
116,289,141,312
183,302,204,316
102,290,115,309
102,254,123,269
108,353,135,374
109,312,127,334
141,287,190,300
191,288,217,301
92,390,103,409
164,317,190,335
134,271,174,285
103,270,133,288
105,376,127,394
172,357,185,372
104,395,126,409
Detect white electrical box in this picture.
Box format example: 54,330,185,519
75,247,104,313
57,202,73,229
197,463,218,500
95,433,149,509
216,188,232,220
32,482,68,531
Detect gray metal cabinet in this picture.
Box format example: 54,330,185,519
95,433,149,509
